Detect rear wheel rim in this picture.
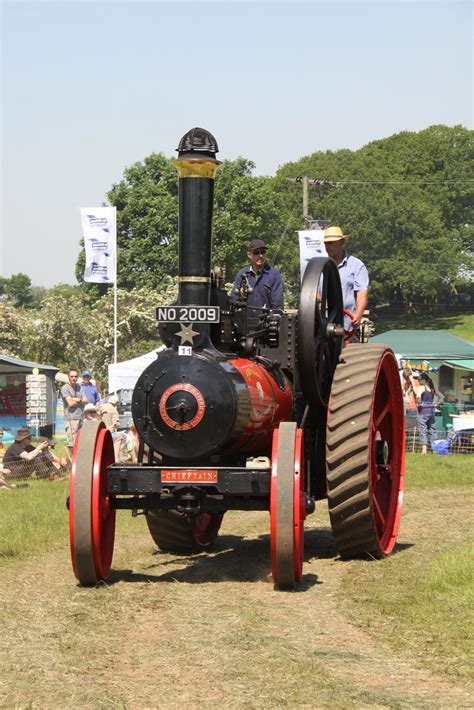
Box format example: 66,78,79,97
326,344,405,558
369,351,405,554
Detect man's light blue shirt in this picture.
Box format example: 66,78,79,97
338,252,369,314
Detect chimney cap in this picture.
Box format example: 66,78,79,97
177,127,219,160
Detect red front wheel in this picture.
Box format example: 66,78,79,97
70,420,116,585
270,422,306,590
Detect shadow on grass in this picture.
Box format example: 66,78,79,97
304,527,338,560
105,528,413,587
329,540,415,563
106,531,324,589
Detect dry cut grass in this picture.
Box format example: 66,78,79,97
0,455,473,709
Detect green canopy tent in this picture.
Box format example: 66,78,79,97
370,330,473,403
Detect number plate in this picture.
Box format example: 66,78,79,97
161,470,218,483
156,306,220,323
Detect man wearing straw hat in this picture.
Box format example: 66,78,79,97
323,226,369,328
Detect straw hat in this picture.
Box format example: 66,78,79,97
323,226,350,242
84,403,97,413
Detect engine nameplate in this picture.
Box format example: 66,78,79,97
161,469,218,483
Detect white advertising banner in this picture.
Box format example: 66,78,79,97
298,230,327,281
81,207,116,283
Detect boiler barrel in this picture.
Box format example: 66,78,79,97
132,353,292,462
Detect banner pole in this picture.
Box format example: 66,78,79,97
113,206,117,365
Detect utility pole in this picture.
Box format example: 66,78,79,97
302,176,309,223
287,176,338,228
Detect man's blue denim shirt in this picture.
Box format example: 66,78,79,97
231,263,284,309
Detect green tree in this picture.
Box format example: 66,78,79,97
0,302,34,357
277,124,473,307
73,124,472,310
29,281,177,383
75,154,299,304
30,285,48,308
2,273,34,308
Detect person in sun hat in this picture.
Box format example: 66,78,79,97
84,403,100,421
3,428,67,481
80,370,100,405
323,226,369,328
98,394,120,432
230,238,284,309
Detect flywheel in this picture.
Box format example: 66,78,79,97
297,257,344,410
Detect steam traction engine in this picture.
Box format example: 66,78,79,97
69,128,405,590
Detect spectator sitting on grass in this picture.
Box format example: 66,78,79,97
3,428,68,481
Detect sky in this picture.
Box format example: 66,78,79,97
1,0,472,288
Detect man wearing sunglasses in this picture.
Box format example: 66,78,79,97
230,239,284,309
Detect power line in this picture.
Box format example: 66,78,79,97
290,176,473,186
286,177,337,223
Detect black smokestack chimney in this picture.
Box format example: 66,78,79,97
175,127,221,305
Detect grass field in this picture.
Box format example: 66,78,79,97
374,310,474,342
342,454,474,681
1,453,470,564
1,453,472,706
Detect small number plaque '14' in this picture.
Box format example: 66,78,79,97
156,306,220,323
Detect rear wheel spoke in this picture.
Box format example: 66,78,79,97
375,402,391,428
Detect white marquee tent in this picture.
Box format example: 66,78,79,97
108,347,165,394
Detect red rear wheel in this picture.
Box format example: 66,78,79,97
191,512,224,548
326,344,405,557
146,510,224,553
270,422,306,589
69,420,116,585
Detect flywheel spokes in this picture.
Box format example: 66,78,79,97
298,257,344,409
